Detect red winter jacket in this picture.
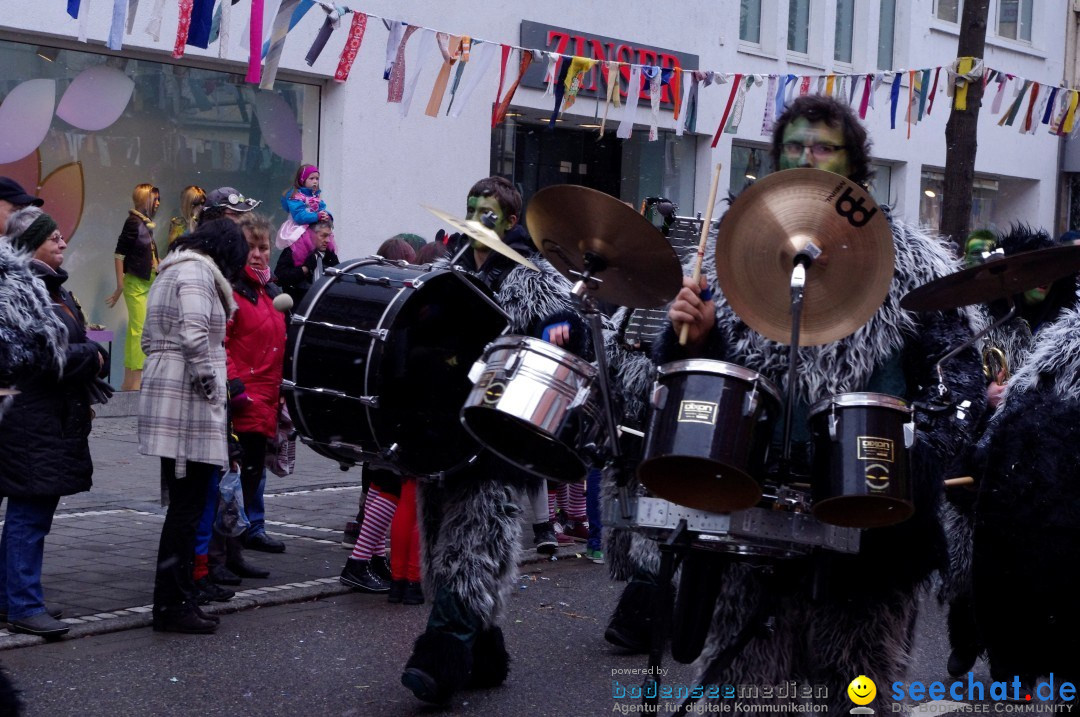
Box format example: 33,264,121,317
225,272,286,437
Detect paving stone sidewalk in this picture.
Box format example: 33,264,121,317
0,407,588,649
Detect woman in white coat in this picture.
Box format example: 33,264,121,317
138,219,247,634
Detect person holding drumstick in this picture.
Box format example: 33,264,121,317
615,95,985,715
400,176,588,705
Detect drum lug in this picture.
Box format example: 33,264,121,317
650,382,668,410
467,360,487,384
743,384,760,417
828,409,838,441
903,420,916,449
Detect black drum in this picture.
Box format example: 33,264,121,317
808,392,915,529
638,360,782,513
283,258,507,475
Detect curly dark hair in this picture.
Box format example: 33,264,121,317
770,95,872,186
169,218,249,283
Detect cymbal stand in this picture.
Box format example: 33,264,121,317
930,298,1018,400
569,252,631,520
779,246,820,478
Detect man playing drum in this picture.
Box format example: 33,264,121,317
606,95,985,715
400,176,589,705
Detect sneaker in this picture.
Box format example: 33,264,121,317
193,577,235,604
0,605,63,623
340,558,390,593
8,612,69,639
586,548,604,564
562,520,590,543
532,522,558,556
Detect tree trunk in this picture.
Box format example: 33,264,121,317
940,0,991,252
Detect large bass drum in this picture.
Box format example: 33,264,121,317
283,258,507,476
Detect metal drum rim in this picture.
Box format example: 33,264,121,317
485,334,597,376
808,391,910,418
656,359,783,407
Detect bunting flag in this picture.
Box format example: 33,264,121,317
676,67,695,136
126,0,138,34
492,45,511,125
1042,86,1060,126
67,0,81,18
493,48,534,126
616,64,642,139
711,73,743,148
386,25,419,103
760,74,777,135
548,58,572,127
186,0,215,49
1059,90,1078,136
726,74,758,134
172,0,194,59
305,15,337,67
107,0,126,50
906,70,915,139
562,56,598,112
643,65,663,141
998,79,1031,127
889,73,901,130
425,34,463,117
542,53,560,97
825,74,835,96
261,0,315,56
399,30,440,117
600,60,622,135
990,74,1011,114
217,0,231,58
334,12,368,83
445,37,473,115
383,21,407,79
926,67,941,115
245,0,265,84
448,40,498,119
260,0,302,90
1022,82,1040,133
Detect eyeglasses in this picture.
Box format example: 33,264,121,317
781,142,847,159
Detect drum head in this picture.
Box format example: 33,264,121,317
462,407,588,482
812,495,913,529
637,456,761,514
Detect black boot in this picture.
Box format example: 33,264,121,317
340,558,390,593
403,582,425,606
401,630,473,704
387,580,407,603
194,577,235,605
152,604,217,634
604,579,659,654
947,595,983,677
370,554,393,582
468,626,509,689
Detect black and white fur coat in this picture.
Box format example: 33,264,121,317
972,302,1080,686
417,251,581,629
0,240,67,423
640,215,985,716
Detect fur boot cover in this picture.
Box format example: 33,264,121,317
468,626,510,689
650,214,986,713
973,305,1080,685
402,629,474,704
0,241,66,423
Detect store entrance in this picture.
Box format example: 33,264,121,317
511,123,623,204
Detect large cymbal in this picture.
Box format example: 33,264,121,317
900,244,1080,312
525,185,681,309
716,168,894,345
422,205,539,272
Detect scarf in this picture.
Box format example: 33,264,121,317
246,264,271,286
290,225,336,267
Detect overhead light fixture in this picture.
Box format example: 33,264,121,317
579,123,602,129
36,46,60,62
924,189,936,198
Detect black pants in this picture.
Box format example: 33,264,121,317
154,459,213,611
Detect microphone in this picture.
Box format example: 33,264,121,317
272,293,294,313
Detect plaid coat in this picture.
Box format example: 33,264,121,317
138,249,237,477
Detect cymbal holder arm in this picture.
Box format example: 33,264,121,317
931,299,1017,395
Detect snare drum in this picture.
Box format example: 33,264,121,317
283,258,507,475
461,335,601,482
808,392,915,529
637,360,782,513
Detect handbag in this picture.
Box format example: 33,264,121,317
214,468,250,537
266,403,297,477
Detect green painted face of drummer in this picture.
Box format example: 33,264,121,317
778,118,851,178
466,195,513,242
963,236,998,268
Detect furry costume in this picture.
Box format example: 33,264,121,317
406,233,584,702
637,214,984,716
0,240,66,423
973,301,1080,685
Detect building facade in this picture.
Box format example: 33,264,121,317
0,0,1067,380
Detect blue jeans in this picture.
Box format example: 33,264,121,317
0,495,61,621
194,468,221,557
585,467,603,551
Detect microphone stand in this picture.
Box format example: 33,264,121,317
778,245,821,481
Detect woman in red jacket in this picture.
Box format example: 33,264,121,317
208,213,287,585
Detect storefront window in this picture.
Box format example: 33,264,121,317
0,39,319,383
919,170,997,233
741,0,763,44
730,143,774,195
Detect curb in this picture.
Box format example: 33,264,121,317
0,546,596,650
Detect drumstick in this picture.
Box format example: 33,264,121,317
678,162,723,346
944,476,975,487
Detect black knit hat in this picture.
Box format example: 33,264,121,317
10,213,57,254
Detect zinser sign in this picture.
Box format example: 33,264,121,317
519,21,699,109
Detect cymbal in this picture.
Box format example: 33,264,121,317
900,244,1080,312
715,168,894,345
422,205,539,272
525,185,681,309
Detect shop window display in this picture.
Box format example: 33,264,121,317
0,39,318,386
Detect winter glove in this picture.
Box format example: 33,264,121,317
228,377,251,409
193,372,217,401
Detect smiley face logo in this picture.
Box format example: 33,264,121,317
848,675,876,705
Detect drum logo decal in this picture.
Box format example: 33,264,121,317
864,463,891,492
678,400,717,425
483,380,506,405
857,436,894,462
